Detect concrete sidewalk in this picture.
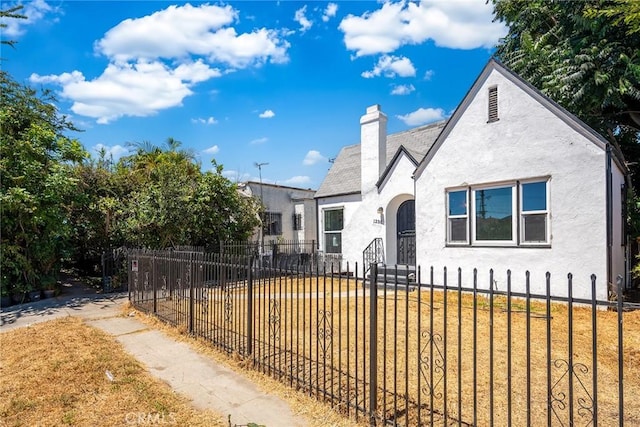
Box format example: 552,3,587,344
1,294,308,427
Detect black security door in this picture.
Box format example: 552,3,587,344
397,200,416,265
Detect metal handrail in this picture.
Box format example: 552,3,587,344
363,238,384,276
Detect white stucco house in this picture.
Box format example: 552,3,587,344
315,59,629,300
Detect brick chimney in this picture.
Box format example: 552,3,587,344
360,104,387,195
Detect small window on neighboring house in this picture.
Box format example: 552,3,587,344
488,86,499,123
324,209,343,253
263,212,282,236
293,213,303,231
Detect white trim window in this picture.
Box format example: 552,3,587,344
323,208,343,254
520,180,549,244
446,189,468,244
446,178,549,246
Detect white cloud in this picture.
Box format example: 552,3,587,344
396,107,445,126
96,4,289,68
424,69,435,81
294,5,313,33
31,3,291,124
361,55,415,79
1,0,55,37
339,0,507,57
250,137,269,145
202,145,220,154
303,150,326,165
259,109,275,119
92,143,129,161
322,3,338,22
31,60,220,124
282,176,311,186
192,116,218,125
390,84,415,95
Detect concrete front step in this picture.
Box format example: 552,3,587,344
366,264,417,289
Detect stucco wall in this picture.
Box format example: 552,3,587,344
415,69,611,301
316,153,418,272
246,183,316,243
316,193,363,271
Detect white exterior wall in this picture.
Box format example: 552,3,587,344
302,199,317,243
316,193,363,270
378,155,418,265
415,70,610,300
246,183,316,243
316,153,418,271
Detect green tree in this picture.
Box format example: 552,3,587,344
492,0,640,185
0,5,26,48
112,144,259,250
67,158,121,273
585,0,640,35
0,71,87,293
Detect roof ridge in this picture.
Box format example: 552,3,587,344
388,120,447,138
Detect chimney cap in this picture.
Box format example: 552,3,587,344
366,104,381,114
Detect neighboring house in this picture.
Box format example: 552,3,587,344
240,181,316,245
315,59,628,300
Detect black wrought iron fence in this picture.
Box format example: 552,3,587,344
221,240,318,272
128,249,638,426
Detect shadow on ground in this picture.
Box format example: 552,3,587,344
0,272,126,329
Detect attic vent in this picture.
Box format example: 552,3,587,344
488,86,499,123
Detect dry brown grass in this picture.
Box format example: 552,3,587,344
128,302,368,427
0,317,226,427
135,276,640,426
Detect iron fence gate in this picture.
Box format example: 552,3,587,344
128,249,639,426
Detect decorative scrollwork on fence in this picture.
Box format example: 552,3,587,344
224,290,233,323
550,359,594,427
317,310,333,357
269,299,281,341
201,287,208,315
161,275,167,298
419,330,445,400
185,263,191,288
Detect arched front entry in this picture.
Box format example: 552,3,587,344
397,200,416,265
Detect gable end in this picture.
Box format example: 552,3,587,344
414,58,623,180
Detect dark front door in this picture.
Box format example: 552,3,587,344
397,200,416,265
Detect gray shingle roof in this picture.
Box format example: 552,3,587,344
315,120,446,198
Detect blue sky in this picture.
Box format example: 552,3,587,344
2,0,507,188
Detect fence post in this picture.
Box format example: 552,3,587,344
246,256,254,356
153,253,157,314
617,275,624,427
369,263,378,426
127,252,132,302
189,256,194,334
272,243,278,268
